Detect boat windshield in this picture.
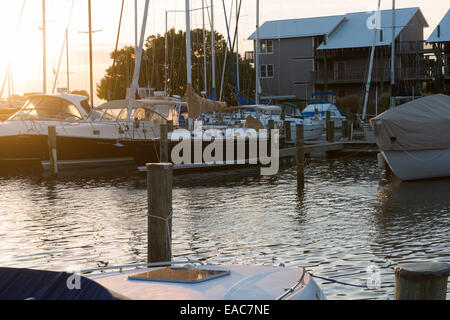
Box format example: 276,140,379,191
11,96,83,121
96,103,181,126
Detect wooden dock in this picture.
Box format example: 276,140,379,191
280,140,378,158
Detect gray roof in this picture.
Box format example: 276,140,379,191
247,15,346,40
427,9,450,43
318,7,428,50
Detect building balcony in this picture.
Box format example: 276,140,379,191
311,67,433,84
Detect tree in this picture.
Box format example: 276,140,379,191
97,28,255,106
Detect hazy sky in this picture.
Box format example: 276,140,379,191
0,0,447,105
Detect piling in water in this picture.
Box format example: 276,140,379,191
394,262,449,300
160,123,169,163
284,121,292,143
326,120,335,142
47,126,58,176
296,124,305,188
342,120,349,139
147,163,173,263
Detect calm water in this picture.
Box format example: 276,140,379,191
0,157,449,300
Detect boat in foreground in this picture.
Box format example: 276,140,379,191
0,261,325,300
371,94,450,181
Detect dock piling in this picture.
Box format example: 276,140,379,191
342,120,349,139
394,262,449,300
147,163,173,263
160,123,169,163
296,124,305,188
47,126,58,176
284,121,292,143
326,120,335,142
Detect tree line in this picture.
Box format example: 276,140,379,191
97,28,256,106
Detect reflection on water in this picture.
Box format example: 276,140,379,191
0,158,448,300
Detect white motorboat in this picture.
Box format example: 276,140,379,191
0,260,325,300
371,94,450,181
212,105,323,141
0,93,183,168
302,92,347,129
84,261,325,300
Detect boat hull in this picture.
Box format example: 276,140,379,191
122,137,279,171
382,149,450,181
87,264,325,300
0,134,129,162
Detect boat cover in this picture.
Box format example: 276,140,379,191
185,84,227,119
370,94,450,151
0,268,121,300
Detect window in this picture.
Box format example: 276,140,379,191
260,64,274,78
12,96,83,121
260,40,273,54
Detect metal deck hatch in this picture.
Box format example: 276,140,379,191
128,267,231,283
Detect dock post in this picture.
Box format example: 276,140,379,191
167,120,174,133
342,120,348,139
394,262,449,300
296,124,305,188
147,163,173,263
47,126,58,176
268,119,275,138
326,120,335,142
160,123,169,163
284,121,292,143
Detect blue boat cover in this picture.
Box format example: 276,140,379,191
0,268,121,300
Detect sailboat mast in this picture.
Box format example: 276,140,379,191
390,0,396,109
362,0,381,121
165,10,168,94
255,0,260,104
88,0,94,107
236,0,239,91
185,0,192,85
42,0,47,94
135,0,138,51
211,0,216,97
66,28,70,92
127,0,151,120
202,0,207,96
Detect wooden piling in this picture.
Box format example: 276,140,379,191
47,126,58,175
160,123,169,163
326,120,335,142
342,120,348,139
284,121,292,143
326,110,331,122
296,124,305,188
167,120,174,133
147,163,173,263
394,262,449,300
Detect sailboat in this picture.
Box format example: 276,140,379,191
0,1,171,168
216,0,323,141
359,0,382,142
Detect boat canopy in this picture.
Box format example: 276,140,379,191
10,94,91,121
371,94,450,151
95,98,184,124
